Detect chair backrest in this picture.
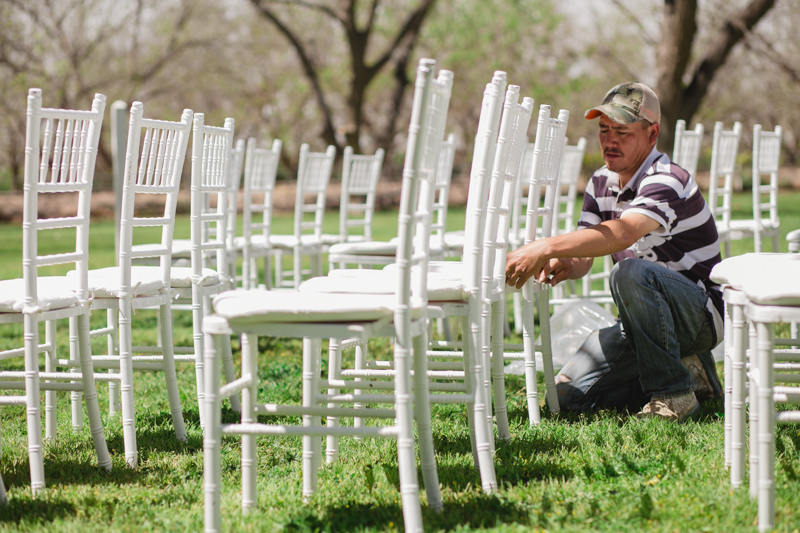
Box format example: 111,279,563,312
338,145,385,243
190,114,235,281
225,138,246,259
461,71,507,285
484,86,534,301
120,103,193,289
553,137,586,235
23,88,106,304
509,140,536,246
523,105,570,246
398,60,453,309
752,123,782,233
672,119,704,178
241,137,282,289
707,121,742,229
429,133,456,255
293,143,336,242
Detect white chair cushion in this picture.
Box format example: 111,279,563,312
169,239,193,258
0,276,79,313
76,266,166,298
328,241,397,256
212,290,425,324
788,228,800,253
741,258,800,306
710,253,793,289
300,270,469,302
270,234,322,250
319,233,343,246
170,267,221,288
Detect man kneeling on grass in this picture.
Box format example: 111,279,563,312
505,81,722,421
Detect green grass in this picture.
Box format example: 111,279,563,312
0,191,799,531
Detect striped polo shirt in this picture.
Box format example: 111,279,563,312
578,147,724,342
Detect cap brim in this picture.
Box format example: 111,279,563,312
584,104,639,124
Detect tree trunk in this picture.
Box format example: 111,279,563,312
656,0,776,153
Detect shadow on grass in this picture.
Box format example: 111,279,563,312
505,396,724,426
103,409,203,461
281,494,530,532
0,495,77,525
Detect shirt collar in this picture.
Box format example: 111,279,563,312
620,146,662,194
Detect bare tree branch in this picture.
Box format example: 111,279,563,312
249,0,340,148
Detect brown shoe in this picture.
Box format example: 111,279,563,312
636,392,699,422
681,354,719,401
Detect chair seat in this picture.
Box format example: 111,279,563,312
170,267,222,288
212,289,426,324
709,253,794,289
740,258,800,305
77,266,166,298
270,234,323,250
131,240,209,260
300,270,470,301
328,240,397,256
0,276,79,313
443,231,465,251
787,229,800,253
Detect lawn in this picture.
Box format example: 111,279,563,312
0,191,798,531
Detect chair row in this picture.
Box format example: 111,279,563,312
201,59,575,532
674,119,783,256
711,249,800,532
0,89,247,500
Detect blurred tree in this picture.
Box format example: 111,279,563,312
248,0,437,162
0,0,241,190
656,0,777,151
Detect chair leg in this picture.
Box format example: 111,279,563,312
491,298,510,441
723,301,733,471
413,330,442,513
731,302,747,488
203,329,223,532
512,291,523,334
755,321,775,532
158,300,188,442
69,317,84,429
522,288,541,425
466,298,497,493
24,313,45,495
302,337,322,499
221,337,240,413
325,338,342,464
393,330,424,533
240,333,257,512
538,290,559,414
44,320,58,440
77,312,112,472
748,321,759,499
107,308,120,416
353,341,366,434
118,297,139,467
480,303,495,455
193,289,206,428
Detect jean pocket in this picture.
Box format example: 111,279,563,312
686,319,714,355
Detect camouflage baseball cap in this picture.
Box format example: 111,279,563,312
585,82,661,124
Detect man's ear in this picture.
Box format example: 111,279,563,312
649,122,660,146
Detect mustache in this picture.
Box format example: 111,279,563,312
603,149,622,156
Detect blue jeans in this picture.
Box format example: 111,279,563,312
554,258,721,412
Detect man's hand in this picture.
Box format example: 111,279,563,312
539,257,589,286
505,240,550,290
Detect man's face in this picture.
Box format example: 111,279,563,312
598,114,659,185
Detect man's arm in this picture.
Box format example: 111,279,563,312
505,213,661,289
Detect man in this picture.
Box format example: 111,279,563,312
505,82,722,421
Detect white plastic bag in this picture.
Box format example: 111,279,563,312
505,299,616,375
